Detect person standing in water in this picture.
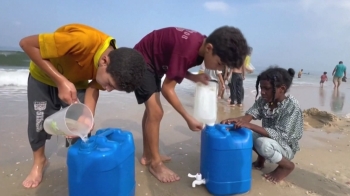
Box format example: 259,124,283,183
332,61,346,89
228,58,245,107
297,69,303,78
320,72,328,87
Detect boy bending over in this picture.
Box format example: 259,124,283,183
134,26,249,182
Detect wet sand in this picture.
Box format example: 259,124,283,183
1,82,350,196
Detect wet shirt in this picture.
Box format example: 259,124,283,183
134,27,205,83
334,64,346,78
246,95,304,155
29,23,116,89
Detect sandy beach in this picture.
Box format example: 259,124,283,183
0,77,350,196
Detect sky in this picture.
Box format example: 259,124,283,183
1,0,350,73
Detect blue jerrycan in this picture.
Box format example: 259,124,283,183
188,124,253,196
67,128,136,196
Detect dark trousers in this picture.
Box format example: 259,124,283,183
229,73,244,104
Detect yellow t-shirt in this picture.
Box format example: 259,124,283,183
29,23,117,89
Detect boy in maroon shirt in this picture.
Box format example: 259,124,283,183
134,26,249,183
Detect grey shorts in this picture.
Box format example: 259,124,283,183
27,74,86,151
253,132,294,163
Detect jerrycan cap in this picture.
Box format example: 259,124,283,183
79,137,97,151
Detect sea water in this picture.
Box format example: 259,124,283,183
65,119,90,142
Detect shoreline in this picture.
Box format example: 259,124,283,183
0,82,350,196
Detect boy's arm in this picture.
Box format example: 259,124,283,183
161,78,191,121
20,31,90,104
19,35,66,88
84,80,101,116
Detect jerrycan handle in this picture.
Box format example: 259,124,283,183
217,123,235,136
96,128,115,138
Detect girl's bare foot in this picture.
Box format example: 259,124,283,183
252,156,265,170
227,99,231,103
264,162,295,183
149,161,180,183
22,158,48,188
229,103,235,107
140,155,171,165
237,104,243,107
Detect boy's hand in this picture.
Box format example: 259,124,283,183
186,117,204,132
57,79,78,104
193,73,209,85
66,116,94,139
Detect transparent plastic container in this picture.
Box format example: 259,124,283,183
43,103,94,141
193,81,218,126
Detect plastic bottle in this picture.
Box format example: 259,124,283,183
193,81,217,126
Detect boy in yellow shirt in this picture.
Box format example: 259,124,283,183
19,23,147,188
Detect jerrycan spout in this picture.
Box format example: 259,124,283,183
188,173,206,188
79,137,96,152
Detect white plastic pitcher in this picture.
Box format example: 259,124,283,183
43,103,94,141
193,81,218,126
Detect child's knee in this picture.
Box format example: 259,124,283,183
254,137,274,157
146,106,164,121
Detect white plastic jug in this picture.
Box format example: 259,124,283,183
43,103,94,141
193,81,217,126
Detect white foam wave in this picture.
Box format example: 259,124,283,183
0,68,28,86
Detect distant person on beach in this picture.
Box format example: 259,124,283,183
221,67,303,183
298,69,303,78
198,63,225,98
133,26,249,183
332,61,346,89
19,24,147,188
320,71,328,87
227,60,245,107
244,47,254,74
218,65,228,99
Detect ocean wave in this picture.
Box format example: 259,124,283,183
0,68,28,86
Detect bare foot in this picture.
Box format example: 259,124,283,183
149,162,180,183
140,155,172,165
22,158,48,188
229,104,235,107
227,99,231,103
264,163,295,183
237,104,243,107
252,156,265,170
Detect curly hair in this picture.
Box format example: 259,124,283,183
107,47,147,93
206,26,249,69
255,66,295,104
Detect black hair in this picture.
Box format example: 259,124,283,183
107,47,147,93
323,71,327,74
255,66,295,104
205,26,249,69
339,61,343,64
